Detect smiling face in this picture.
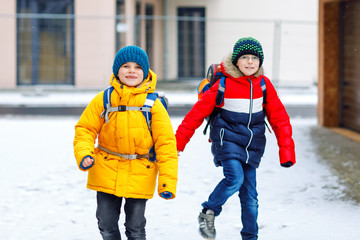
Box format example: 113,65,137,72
236,54,260,76
117,62,144,87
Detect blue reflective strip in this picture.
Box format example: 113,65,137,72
143,93,157,124
145,93,157,105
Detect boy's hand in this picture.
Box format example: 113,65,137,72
82,157,94,168
281,161,293,168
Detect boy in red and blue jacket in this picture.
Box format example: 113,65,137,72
175,37,295,240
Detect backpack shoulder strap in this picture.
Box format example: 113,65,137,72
261,77,266,103
142,92,169,130
144,92,158,108
101,86,114,123
155,92,169,110
215,75,226,106
103,86,114,109
203,76,226,135
142,93,157,133
143,92,169,162
260,77,272,133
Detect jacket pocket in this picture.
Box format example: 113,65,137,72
128,159,158,195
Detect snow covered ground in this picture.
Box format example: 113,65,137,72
0,115,359,240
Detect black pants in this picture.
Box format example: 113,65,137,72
96,191,147,240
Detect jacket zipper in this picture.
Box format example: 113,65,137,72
245,78,254,164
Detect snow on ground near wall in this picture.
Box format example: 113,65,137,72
0,116,359,240
0,87,318,107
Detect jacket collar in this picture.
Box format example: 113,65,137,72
109,69,157,96
221,53,263,79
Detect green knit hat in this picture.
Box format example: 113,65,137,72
231,37,264,67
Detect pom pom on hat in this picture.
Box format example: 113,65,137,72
231,37,264,67
112,46,150,80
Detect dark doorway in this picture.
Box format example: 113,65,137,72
177,7,205,79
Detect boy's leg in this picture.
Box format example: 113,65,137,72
124,198,147,240
238,163,258,240
199,159,244,239
96,191,122,240
202,159,244,215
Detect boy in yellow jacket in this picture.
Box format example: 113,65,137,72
73,46,178,240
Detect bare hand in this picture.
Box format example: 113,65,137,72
82,157,94,168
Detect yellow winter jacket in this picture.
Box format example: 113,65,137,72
73,70,178,199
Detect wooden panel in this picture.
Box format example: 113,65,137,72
340,0,360,132
318,1,341,127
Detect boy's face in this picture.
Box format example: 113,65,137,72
117,62,144,87
236,54,260,76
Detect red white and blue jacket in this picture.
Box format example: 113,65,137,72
175,54,295,168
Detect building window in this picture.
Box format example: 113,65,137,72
135,1,141,46
17,0,74,85
145,4,154,64
177,7,205,79
115,0,125,51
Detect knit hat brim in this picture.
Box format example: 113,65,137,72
231,37,264,67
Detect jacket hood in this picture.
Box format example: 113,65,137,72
222,53,263,79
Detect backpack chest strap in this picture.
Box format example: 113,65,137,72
100,88,167,163
108,105,151,113
101,105,152,123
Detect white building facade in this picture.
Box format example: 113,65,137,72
0,0,318,89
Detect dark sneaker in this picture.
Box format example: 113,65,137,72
198,209,216,239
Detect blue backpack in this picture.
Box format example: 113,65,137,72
100,86,168,162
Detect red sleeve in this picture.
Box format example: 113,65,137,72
175,82,219,151
263,77,296,166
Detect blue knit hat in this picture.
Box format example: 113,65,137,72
232,37,264,67
112,46,150,80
